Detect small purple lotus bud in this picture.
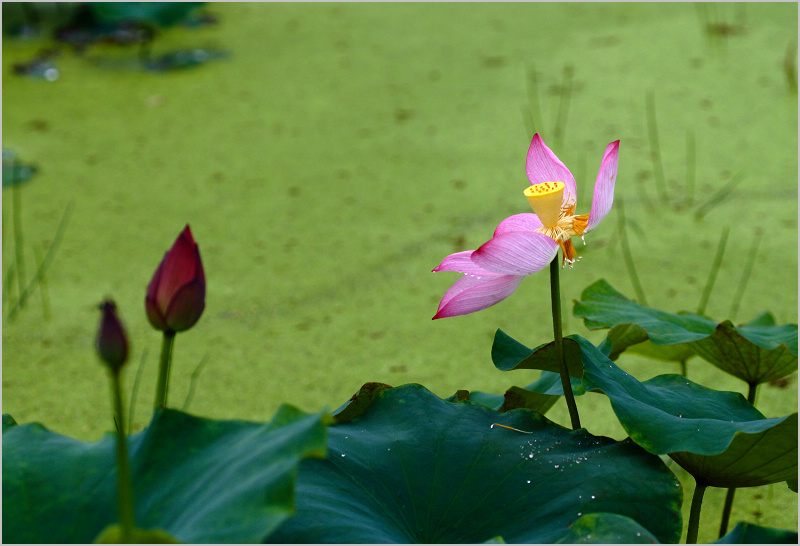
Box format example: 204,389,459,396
96,300,129,373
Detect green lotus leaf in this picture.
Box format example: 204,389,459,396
266,384,682,544
555,512,660,543
626,338,696,364
332,381,393,422
574,279,798,384
714,521,799,544
2,406,328,543
670,413,798,488
573,279,718,345
449,373,562,415
492,329,584,378
688,320,798,385
492,333,797,489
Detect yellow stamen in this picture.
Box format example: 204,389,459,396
524,182,564,228
572,214,589,236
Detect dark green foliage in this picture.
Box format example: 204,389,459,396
267,384,683,544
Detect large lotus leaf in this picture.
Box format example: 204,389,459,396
2,406,328,543
266,384,683,544
574,280,798,384
626,338,697,364
555,513,660,543
688,320,798,385
669,413,798,488
715,521,799,544
573,279,718,345
492,329,584,377
492,333,797,489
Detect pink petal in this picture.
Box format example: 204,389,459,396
164,278,206,332
586,140,620,233
433,273,524,319
525,134,577,205
493,213,543,236
154,225,204,310
472,231,559,276
433,250,498,276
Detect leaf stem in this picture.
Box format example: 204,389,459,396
686,481,708,544
718,487,736,538
110,370,135,542
718,382,758,537
549,257,581,430
154,330,176,410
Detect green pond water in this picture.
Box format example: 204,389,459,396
3,3,797,541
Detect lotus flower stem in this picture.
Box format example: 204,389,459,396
154,330,176,410
549,256,581,430
110,369,135,542
686,481,708,544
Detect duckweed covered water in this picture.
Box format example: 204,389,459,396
3,4,797,541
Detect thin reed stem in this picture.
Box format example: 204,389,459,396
7,200,74,321
694,171,745,221
645,90,668,205
12,183,26,304
127,349,148,435
32,245,51,321
697,227,729,316
553,64,574,152
728,231,761,320
182,354,209,411
526,64,544,135
685,129,696,207
549,257,581,430
616,198,648,305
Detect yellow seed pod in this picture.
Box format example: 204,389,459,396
524,181,564,227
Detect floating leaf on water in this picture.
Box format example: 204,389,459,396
2,149,37,187
267,384,683,544
144,48,230,72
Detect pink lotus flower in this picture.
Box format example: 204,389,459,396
432,134,619,319
146,225,206,332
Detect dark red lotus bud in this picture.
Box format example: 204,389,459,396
96,300,129,373
145,225,206,333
